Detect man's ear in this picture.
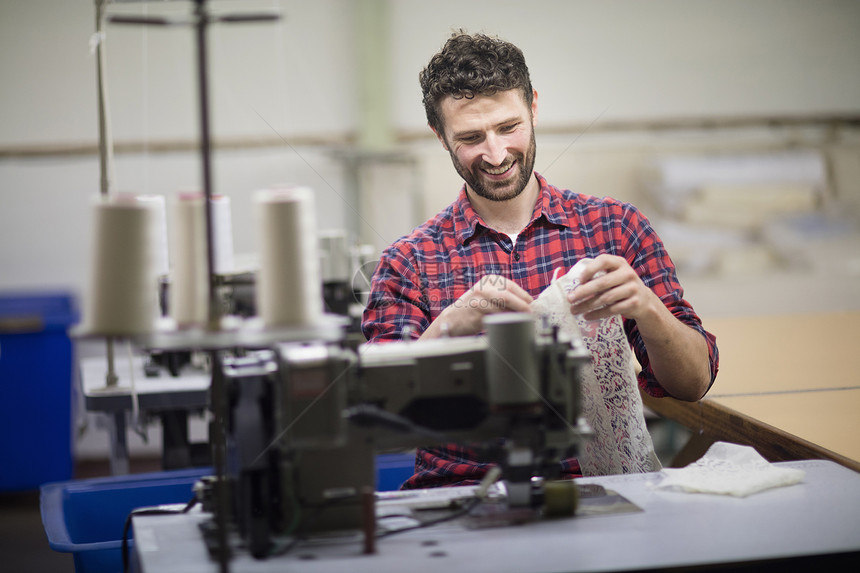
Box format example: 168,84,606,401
430,123,449,151
531,89,539,127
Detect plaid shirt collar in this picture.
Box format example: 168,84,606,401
451,172,571,244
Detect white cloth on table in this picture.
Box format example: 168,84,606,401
657,441,805,497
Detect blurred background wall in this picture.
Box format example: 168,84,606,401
3,0,859,292
2,0,859,456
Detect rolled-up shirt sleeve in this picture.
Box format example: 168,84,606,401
362,245,429,343
616,203,719,398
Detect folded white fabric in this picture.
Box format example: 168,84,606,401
656,441,805,497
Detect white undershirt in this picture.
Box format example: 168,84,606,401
507,232,519,248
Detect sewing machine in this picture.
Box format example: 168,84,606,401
193,312,590,560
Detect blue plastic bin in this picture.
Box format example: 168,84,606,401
39,454,413,573
376,452,415,491
0,292,79,491
40,467,211,573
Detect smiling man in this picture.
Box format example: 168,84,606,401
362,31,719,488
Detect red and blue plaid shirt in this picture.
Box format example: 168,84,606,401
362,172,718,488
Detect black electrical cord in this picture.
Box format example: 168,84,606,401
346,405,499,539
269,492,483,554
375,495,483,539
345,404,447,443
266,494,360,557
122,495,198,573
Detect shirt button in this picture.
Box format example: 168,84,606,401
513,252,521,261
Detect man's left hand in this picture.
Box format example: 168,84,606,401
568,254,711,401
566,254,660,322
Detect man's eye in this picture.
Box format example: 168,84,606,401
500,123,518,133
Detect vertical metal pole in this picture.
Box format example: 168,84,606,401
95,0,112,198
109,411,130,475
209,350,230,572
95,0,121,408
194,2,229,571
195,0,221,331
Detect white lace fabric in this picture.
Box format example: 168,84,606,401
656,441,805,497
531,259,662,476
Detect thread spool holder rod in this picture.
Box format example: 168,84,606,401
100,3,280,571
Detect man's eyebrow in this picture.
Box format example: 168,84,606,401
451,117,522,140
451,129,481,140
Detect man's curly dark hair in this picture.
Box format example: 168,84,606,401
420,30,534,137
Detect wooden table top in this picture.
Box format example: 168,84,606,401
644,311,860,471
703,311,860,397
713,389,860,464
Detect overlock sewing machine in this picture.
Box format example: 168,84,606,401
198,311,591,560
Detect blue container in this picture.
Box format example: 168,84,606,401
40,457,411,573
40,467,211,573
0,292,79,491
376,452,414,491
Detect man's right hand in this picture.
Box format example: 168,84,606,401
420,274,534,339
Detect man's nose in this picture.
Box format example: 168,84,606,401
481,133,508,166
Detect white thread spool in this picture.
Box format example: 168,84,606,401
84,194,159,335
170,192,208,327
137,194,169,278
169,192,235,327
212,195,235,276
319,230,351,283
256,186,323,327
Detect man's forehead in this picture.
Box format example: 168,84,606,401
438,89,530,129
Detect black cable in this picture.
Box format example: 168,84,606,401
122,496,198,573
258,493,359,558
375,496,483,539
269,494,483,555
345,404,447,442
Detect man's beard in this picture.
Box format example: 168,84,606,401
450,128,537,203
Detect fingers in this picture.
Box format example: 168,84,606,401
465,275,533,317
471,274,533,308
574,254,623,286
500,290,534,312
569,257,621,303
497,277,535,307
572,283,635,320
440,275,533,337
567,256,644,319
474,274,533,299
